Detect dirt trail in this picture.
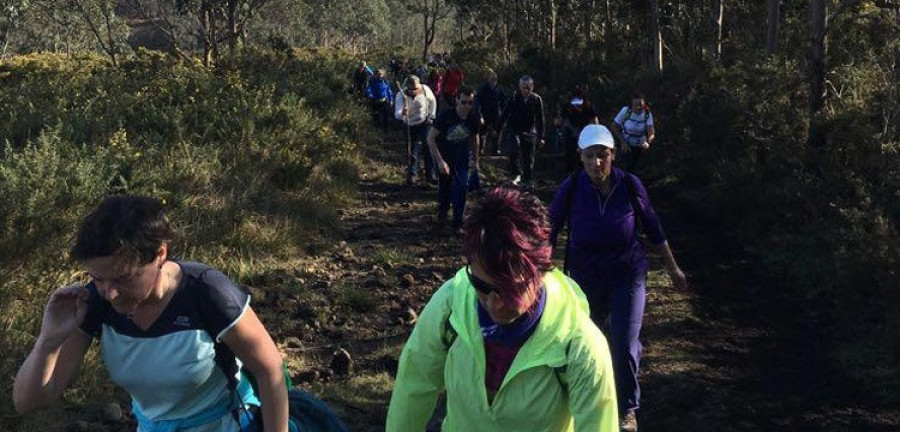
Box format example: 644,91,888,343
265,131,899,432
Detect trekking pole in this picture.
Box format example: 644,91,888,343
400,81,412,180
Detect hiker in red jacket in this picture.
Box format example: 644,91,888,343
443,63,464,110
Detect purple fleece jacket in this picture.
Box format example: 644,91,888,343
549,167,666,289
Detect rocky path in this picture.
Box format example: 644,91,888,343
262,130,899,432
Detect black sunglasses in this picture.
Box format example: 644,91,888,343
466,265,496,295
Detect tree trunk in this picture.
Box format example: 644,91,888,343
550,0,557,50
198,1,212,66
808,0,827,149
423,0,432,62
766,0,780,55
648,0,663,74
504,14,511,65
713,0,724,59
227,0,239,55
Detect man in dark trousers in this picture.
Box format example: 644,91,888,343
475,69,505,155
426,86,481,235
499,75,544,191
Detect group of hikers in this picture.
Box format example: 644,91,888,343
353,58,658,239
11,55,682,432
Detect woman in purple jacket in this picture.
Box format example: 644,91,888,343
549,124,686,432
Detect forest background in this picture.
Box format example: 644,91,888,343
0,0,897,430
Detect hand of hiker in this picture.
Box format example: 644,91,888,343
40,283,89,349
641,139,651,150
668,267,688,291
438,160,450,175
539,138,546,149
401,107,408,117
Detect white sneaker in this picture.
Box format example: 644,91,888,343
511,175,521,186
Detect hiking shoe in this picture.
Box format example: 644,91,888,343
620,410,638,432
511,175,521,186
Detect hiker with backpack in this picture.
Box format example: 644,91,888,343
395,75,439,186
612,94,656,172
425,68,444,112
352,61,374,98
560,86,599,173
12,196,299,431
426,86,481,235
548,125,687,432
366,69,394,130
475,69,505,156
442,62,464,110
387,186,619,432
498,75,545,191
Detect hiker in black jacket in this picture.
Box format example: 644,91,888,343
499,76,544,190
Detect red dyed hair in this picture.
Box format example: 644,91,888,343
461,186,554,310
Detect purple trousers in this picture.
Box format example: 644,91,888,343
572,270,647,415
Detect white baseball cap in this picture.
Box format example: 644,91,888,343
578,124,615,150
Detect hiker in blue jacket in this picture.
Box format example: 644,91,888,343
366,69,394,130
13,195,294,432
548,125,686,432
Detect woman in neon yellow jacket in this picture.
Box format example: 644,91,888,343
387,186,619,432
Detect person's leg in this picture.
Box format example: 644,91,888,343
369,100,379,125
606,272,647,416
627,146,645,172
379,101,390,130
521,133,536,186
450,149,470,231
506,131,521,181
408,124,423,182
437,147,452,224
420,125,437,182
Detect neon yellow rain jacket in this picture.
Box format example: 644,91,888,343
386,268,618,432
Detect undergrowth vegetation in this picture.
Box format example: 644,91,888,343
0,47,370,428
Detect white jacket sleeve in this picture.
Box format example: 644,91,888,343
425,86,437,122
395,93,407,122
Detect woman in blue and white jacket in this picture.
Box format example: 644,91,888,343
14,195,292,432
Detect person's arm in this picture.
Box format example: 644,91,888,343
644,115,655,147
13,284,92,413
567,330,619,432
426,87,437,123
386,282,454,431
628,175,687,291
470,124,481,171
394,93,405,121
536,95,545,144
427,126,448,175
648,241,687,291
548,177,574,250
612,107,628,153
222,307,289,432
